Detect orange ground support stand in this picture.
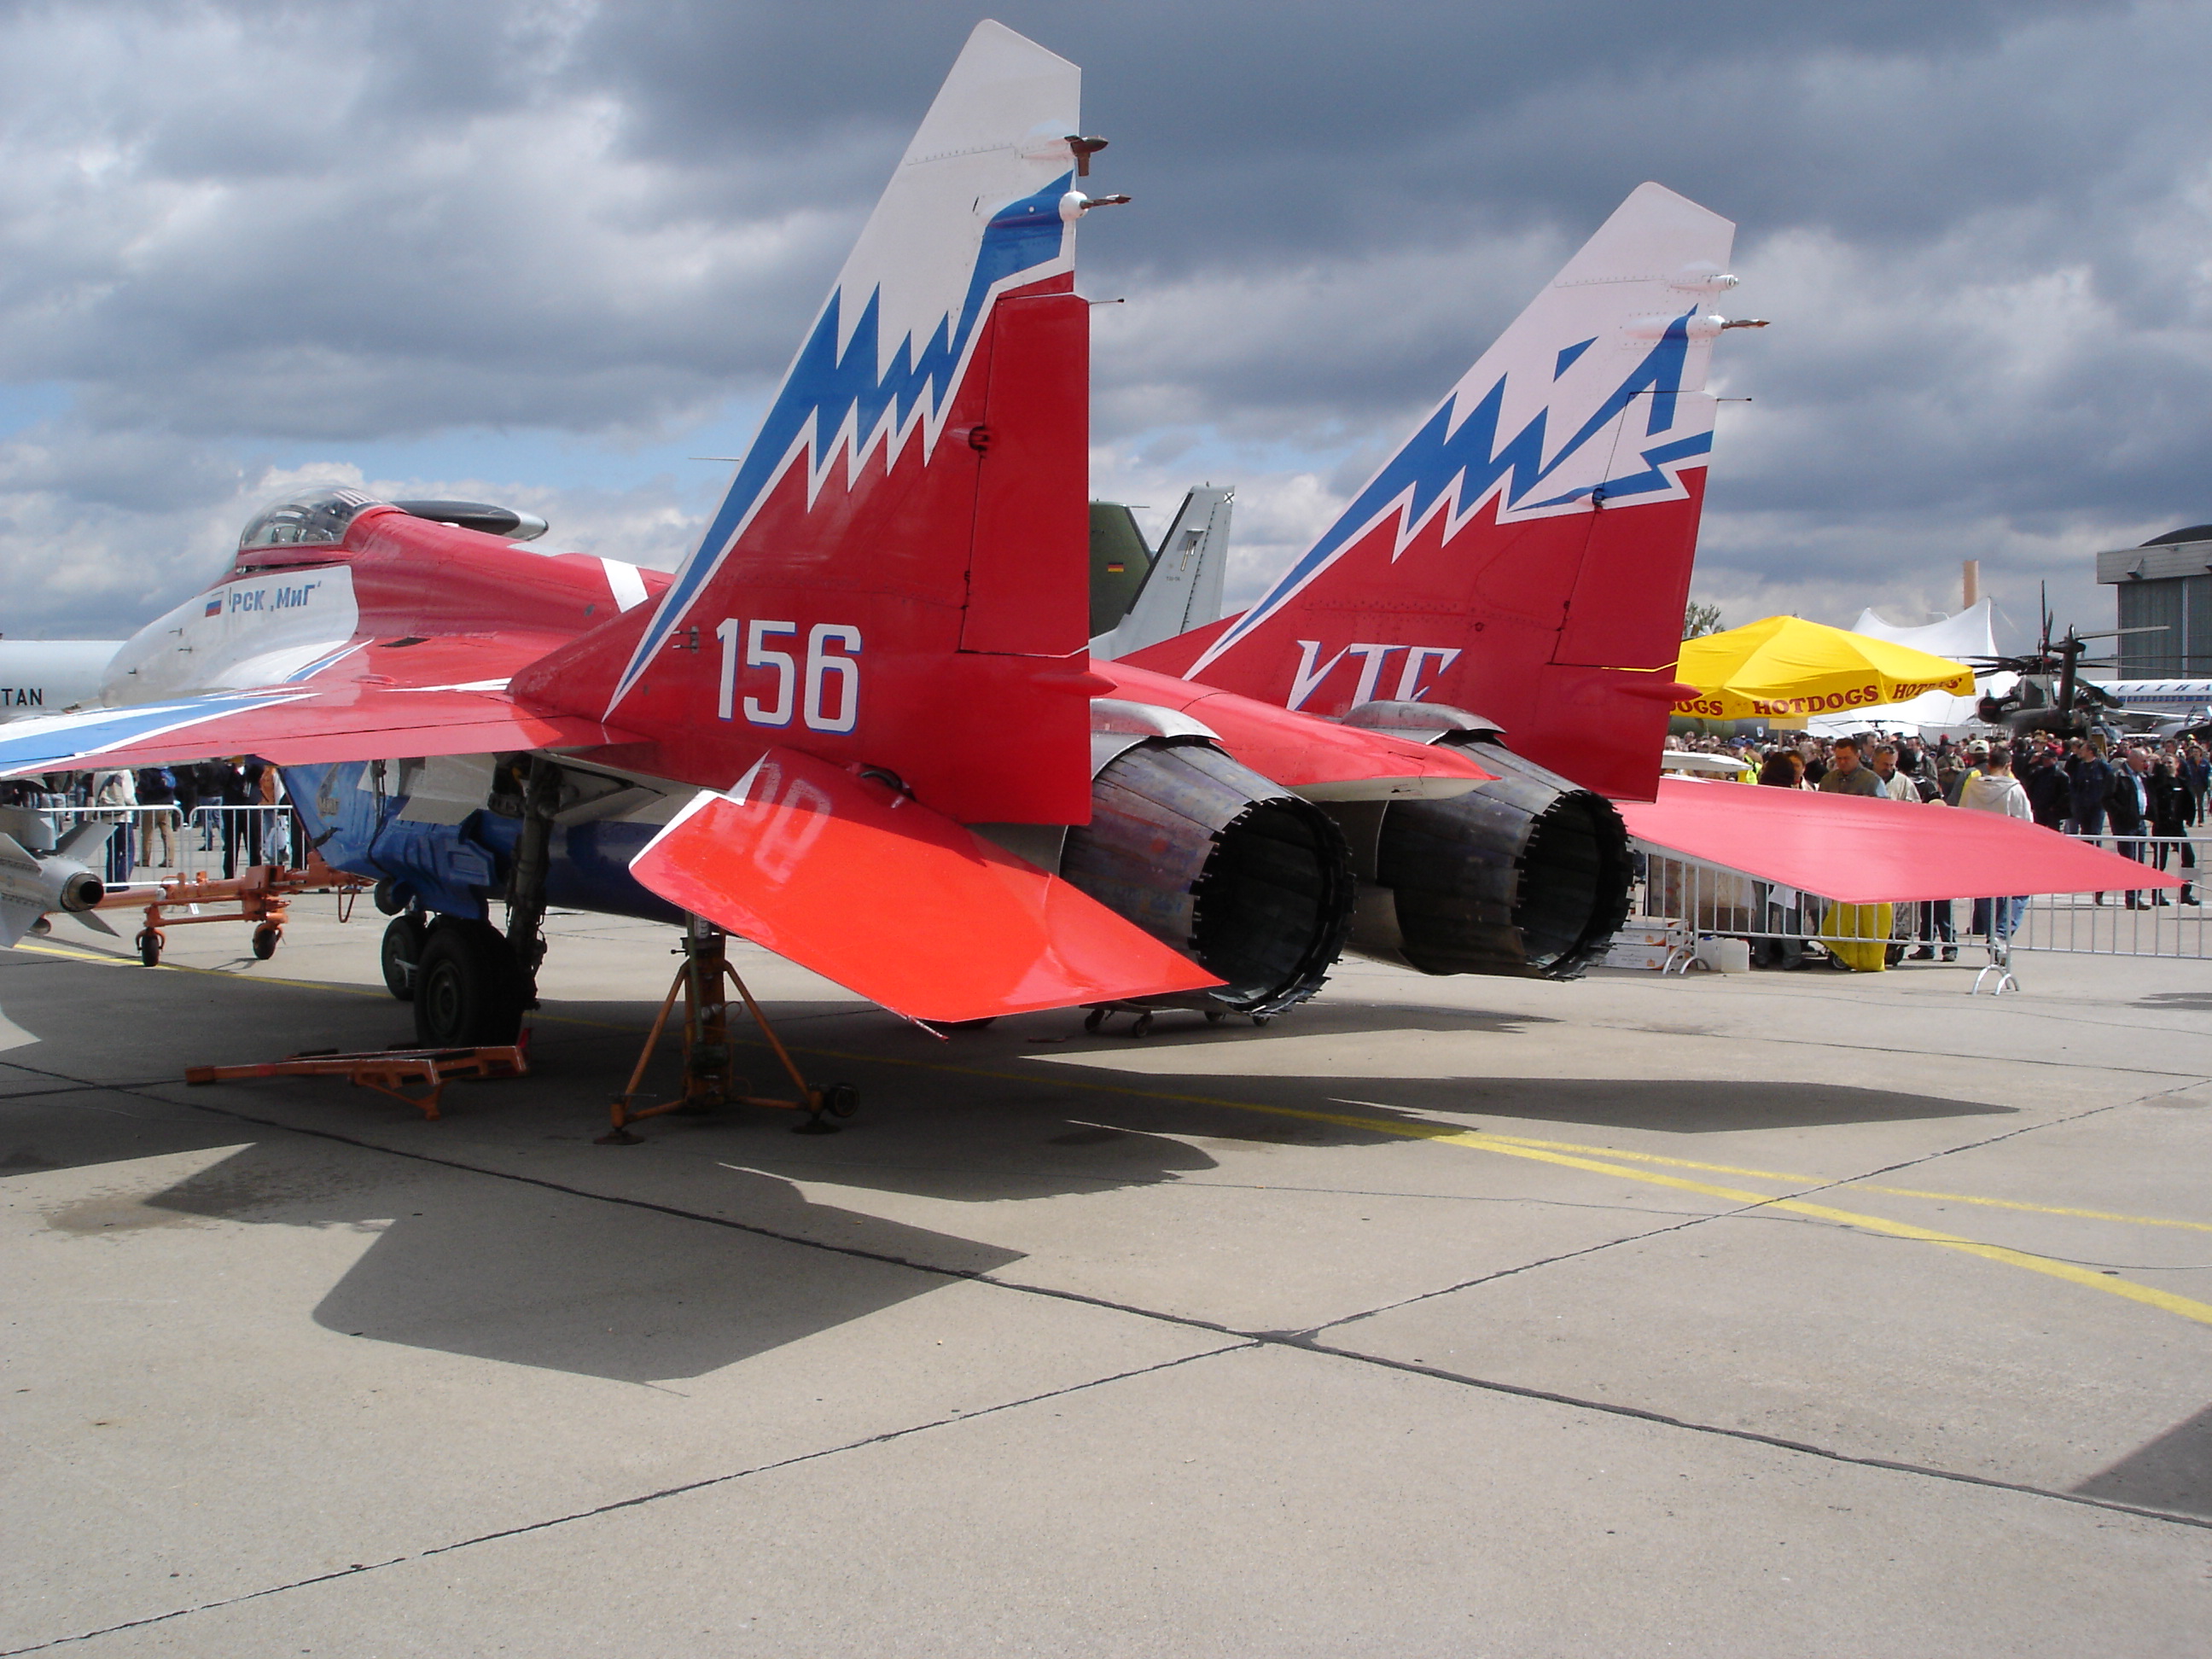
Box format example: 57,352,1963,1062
184,1045,528,1121
99,852,369,966
599,923,857,1142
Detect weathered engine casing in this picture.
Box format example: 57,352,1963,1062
1330,701,1632,981
1060,710,1354,1014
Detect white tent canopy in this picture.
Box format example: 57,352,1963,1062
1806,599,2014,736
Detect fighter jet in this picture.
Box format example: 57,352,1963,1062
0,22,1494,1036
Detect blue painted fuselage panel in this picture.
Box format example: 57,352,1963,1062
282,762,682,925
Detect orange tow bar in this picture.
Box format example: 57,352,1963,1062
185,1045,528,1121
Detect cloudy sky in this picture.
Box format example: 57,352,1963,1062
3,0,2209,651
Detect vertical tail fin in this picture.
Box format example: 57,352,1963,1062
1091,486,1233,660
514,20,1102,823
1124,183,1743,800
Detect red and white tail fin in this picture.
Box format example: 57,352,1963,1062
1124,183,1743,801
514,20,1102,823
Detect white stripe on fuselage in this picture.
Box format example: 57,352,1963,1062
600,558,650,613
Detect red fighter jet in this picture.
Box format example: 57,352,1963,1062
0,22,1497,1043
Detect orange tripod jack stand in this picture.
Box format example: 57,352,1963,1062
598,920,857,1143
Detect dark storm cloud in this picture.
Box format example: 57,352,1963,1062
570,0,2139,255
0,0,2207,642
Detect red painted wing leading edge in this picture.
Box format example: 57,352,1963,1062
630,747,1222,1024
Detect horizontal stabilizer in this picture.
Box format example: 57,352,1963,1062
630,747,1222,1023
1101,663,1493,800
0,685,634,780
1621,778,2182,903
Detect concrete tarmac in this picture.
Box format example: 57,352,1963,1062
3,899,2209,1655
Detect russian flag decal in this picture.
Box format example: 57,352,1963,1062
204,597,223,617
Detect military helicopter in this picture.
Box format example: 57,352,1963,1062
1970,586,2175,740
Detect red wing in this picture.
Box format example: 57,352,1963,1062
1621,777,2180,903
630,747,1223,1024
0,683,633,778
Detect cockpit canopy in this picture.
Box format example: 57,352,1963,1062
237,486,384,551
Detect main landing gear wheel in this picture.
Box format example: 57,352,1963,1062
251,924,281,960
413,919,526,1047
381,913,428,1002
136,928,162,968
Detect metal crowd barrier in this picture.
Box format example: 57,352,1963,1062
1622,830,2209,988
25,802,310,884
2013,831,2207,960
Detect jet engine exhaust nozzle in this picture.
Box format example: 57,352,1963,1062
1060,739,1353,1016
1334,703,1633,981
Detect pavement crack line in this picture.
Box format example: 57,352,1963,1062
0,1343,1252,1656
1280,1335,2212,1534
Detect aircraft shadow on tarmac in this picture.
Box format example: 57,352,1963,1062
2133,991,2212,1013
116,1136,1032,1386
3,959,2013,1385
2074,1404,2212,1519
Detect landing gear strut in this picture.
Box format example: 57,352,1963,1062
503,755,562,1009
599,919,857,1142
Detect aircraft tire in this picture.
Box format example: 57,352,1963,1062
381,913,427,1002
413,919,525,1048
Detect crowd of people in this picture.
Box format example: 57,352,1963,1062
0,760,299,882
1662,727,2206,963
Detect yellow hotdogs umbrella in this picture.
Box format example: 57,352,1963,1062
1672,615,1977,721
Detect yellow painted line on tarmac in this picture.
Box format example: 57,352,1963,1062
1458,1132,1820,1185
1307,1101,2212,1330
10,939,392,998
762,1042,2212,1329
10,940,129,966
1848,1185,2212,1235
1457,1138,2212,1236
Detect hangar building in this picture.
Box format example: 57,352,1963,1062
2098,525,2212,677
